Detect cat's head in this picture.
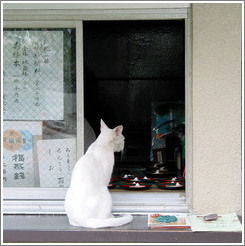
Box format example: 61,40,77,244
100,119,125,152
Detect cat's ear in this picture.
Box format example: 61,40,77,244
100,119,108,131
115,125,123,136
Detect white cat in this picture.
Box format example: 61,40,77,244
65,119,133,228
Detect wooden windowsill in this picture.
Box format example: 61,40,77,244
3,214,242,243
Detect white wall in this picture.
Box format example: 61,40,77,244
191,3,242,215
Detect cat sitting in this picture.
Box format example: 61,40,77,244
65,119,133,228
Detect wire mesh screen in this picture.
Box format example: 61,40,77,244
3,28,77,188
3,30,64,120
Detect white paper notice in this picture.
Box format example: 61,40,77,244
3,121,42,187
37,138,76,188
3,30,64,120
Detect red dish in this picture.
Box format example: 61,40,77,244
146,170,176,178
120,183,152,190
125,177,155,183
110,177,120,182
157,181,185,190
156,177,185,183
120,174,135,180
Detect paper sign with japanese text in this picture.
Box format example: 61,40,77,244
3,30,64,120
3,121,42,187
37,138,76,188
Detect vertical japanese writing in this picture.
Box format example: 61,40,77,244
11,40,29,104
56,147,65,187
3,30,64,120
33,42,41,108
43,40,50,64
12,40,21,104
22,45,28,91
12,154,26,180
34,79,41,107
22,45,28,76
8,34,52,108
40,140,76,188
13,41,21,67
33,42,41,74
48,148,55,172
66,148,71,172
3,122,41,187
3,155,7,183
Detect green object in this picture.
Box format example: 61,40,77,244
154,215,178,223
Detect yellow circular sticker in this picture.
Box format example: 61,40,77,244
3,129,23,152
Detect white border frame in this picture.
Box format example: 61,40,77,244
2,4,191,214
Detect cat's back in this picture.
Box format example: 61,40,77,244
85,141,107,155
73,152,97,173
69,150,99,186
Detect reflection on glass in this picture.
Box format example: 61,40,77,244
151,102,185,172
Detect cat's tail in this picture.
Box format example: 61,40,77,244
71,214,133,229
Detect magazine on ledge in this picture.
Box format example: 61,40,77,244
148,213,191,229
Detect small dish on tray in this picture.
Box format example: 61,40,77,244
156,177,185,183
125,176,155,183
146,169,176,178
120,183,152,190
157,181,185,190
120,174,135,180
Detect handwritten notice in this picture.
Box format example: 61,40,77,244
3,121,42,187
3,30,64,120
37,138,76,188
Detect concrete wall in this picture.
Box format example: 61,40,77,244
191,3,242,215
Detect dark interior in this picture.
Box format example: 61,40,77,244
83,20,185,171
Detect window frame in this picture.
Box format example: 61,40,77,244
2,5,192,214
2,20,84,203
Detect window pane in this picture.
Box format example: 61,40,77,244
3,28,77,188
83,21,185,191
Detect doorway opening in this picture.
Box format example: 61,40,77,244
84,20,185,192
